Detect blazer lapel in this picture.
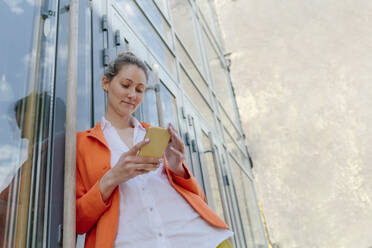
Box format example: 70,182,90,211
86,122,109,149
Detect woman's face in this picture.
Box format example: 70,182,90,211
103,64,147,118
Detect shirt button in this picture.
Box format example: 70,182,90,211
158,233,163,237
149,207,153,211
142,187,145,191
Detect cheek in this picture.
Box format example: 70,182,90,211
136,93,145,104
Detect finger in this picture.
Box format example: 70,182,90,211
169,128,184,153
132,163,159,171
174,135,184,153
167,124,173,141
169,124,181,141
126,138,150,155
132,156,160,165
170,123,180,138
170,146,184,158
167,125,180,143
133,169,150,177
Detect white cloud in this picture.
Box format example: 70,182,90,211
3,0,24,14
23,50,37,67
26,0,41,6
0,74,15,102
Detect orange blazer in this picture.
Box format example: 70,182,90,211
76,122,229,248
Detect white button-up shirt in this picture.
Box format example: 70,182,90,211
101,117,233,248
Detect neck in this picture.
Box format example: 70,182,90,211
105,108,133,129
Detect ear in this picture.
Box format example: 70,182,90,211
102,76,109,92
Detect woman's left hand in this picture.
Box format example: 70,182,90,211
165,123,187,178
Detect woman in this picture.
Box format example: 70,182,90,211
76,53,233,248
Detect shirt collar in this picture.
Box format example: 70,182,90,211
101,116,146,131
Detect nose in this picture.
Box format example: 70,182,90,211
127,87,136,99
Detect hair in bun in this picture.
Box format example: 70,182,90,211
117,51,136,57
104,51,148,81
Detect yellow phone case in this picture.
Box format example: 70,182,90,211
138,127,171,160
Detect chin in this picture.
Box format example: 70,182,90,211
121,108,136,117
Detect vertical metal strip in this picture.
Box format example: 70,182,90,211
153,64,165,127
63,0,78,247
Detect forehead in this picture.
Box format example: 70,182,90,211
116,64,147,85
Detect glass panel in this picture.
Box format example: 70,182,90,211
77,2,92,131
176,38,210,101
136,0,173,48
203,31,237,123
115,0,177,78
154,0,169,19
224,128,246,167
0,1,57,246
231,157,255,247
224,161,244,248
243,175,267,248
170,0,204,73
183,135,195,176
142,72,159,126
220,103,240,141
189,117,206,193
160,82,178,129
141,71,178,129
195,0,215,34
201,132,225,221
180,67,214,128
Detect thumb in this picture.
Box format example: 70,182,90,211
126,138,150,156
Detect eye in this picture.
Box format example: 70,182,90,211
121,83,129,88
136,88,144,93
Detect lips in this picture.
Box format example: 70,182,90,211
122,101,135,107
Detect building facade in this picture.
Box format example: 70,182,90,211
0,0,268,247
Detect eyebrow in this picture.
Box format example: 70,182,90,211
123,78,145,86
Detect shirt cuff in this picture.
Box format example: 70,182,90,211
82,180,112,215
168,161,191,181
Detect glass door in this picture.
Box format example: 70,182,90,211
181,109,207,193
0,0,59,247
199,131,230,224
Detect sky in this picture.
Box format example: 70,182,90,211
215,0,372,247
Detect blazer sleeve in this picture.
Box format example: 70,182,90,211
75,145,112,234
142,121,207,202
167,160,207,203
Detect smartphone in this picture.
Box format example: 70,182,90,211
138,127,171,170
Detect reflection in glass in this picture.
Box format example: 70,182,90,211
0,1,58,246
0,75,14,101
0,92,64,247
77,4,93,131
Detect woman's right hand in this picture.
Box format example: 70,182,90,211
99,138,160,202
